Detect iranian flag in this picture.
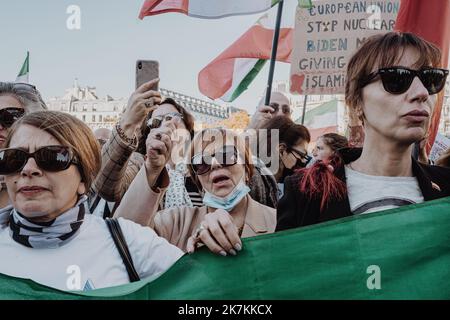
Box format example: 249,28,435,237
198,12,293,102
16,52,29,83
298,99,339,142
139,0,281,19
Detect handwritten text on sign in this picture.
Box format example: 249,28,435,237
290,0,400,95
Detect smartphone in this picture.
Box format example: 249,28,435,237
136,60,159,90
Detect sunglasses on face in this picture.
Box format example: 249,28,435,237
0,108,25,128
0,145,78,175
269,102,291,114
147,112,183,129
289,147,312,165
362,67,449,95
191,145,239,175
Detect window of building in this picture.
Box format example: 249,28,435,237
82,115,86,122
83,104,88,112
92,115,96,122
99,115,103,122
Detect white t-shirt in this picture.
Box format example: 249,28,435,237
345,166,424,215
0,214,183,291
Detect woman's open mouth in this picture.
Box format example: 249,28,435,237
212,174,231,187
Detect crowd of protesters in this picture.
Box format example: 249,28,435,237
0,32,450,291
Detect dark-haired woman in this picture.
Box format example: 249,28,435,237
277,32,450,231
92,79,203,211
261,116,311,199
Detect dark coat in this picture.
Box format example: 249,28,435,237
276,148,450,231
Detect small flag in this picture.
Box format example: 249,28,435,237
198,12,293,102
298,0,312,9
16,52,29,83
296,99,339,141
139,0,281,19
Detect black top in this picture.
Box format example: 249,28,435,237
276,148,450,232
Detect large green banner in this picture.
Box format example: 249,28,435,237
1,197,450,300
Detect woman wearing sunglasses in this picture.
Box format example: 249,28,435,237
92,78,202,213
0,82,47,209
114,128,276,256
259,116,311,199
0,111,183,291
277,32,450,231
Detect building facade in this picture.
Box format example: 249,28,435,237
47,81,242,130
46,81,126,130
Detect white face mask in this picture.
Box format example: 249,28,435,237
202,176,250,211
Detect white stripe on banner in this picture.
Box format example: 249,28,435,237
188,0,275,18
222,58,261,102
305,112,337,128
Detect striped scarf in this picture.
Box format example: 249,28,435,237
6,195,88,249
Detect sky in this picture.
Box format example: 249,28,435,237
0,0,299,113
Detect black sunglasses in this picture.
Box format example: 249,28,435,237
147,112,183,129
269,102,291,114
191,145,238,175
290,147,312,164
362,67,449,95
0,146,78,175
0,108,25,128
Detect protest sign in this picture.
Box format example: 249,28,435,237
429,133,450,163
290,0,400,95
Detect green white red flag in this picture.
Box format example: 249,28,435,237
198,12,293,102
16,52,29,83
139,0,281,19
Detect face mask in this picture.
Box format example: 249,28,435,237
306,156,317,168
202,176,250,211
280,154,309,180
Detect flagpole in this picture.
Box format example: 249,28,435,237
264,0,284,106
301,95,308,125
27,51,30,83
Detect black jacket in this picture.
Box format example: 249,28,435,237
276,148,450,231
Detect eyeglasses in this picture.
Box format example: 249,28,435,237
191,145,238,175
0,146,78,175
147,112,183,129
290,147,312,165
362,67,449,95
0,108,25,128
269,102,291,114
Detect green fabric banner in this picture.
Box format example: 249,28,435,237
1,197,450,300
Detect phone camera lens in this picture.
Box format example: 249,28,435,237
138,62,142,69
